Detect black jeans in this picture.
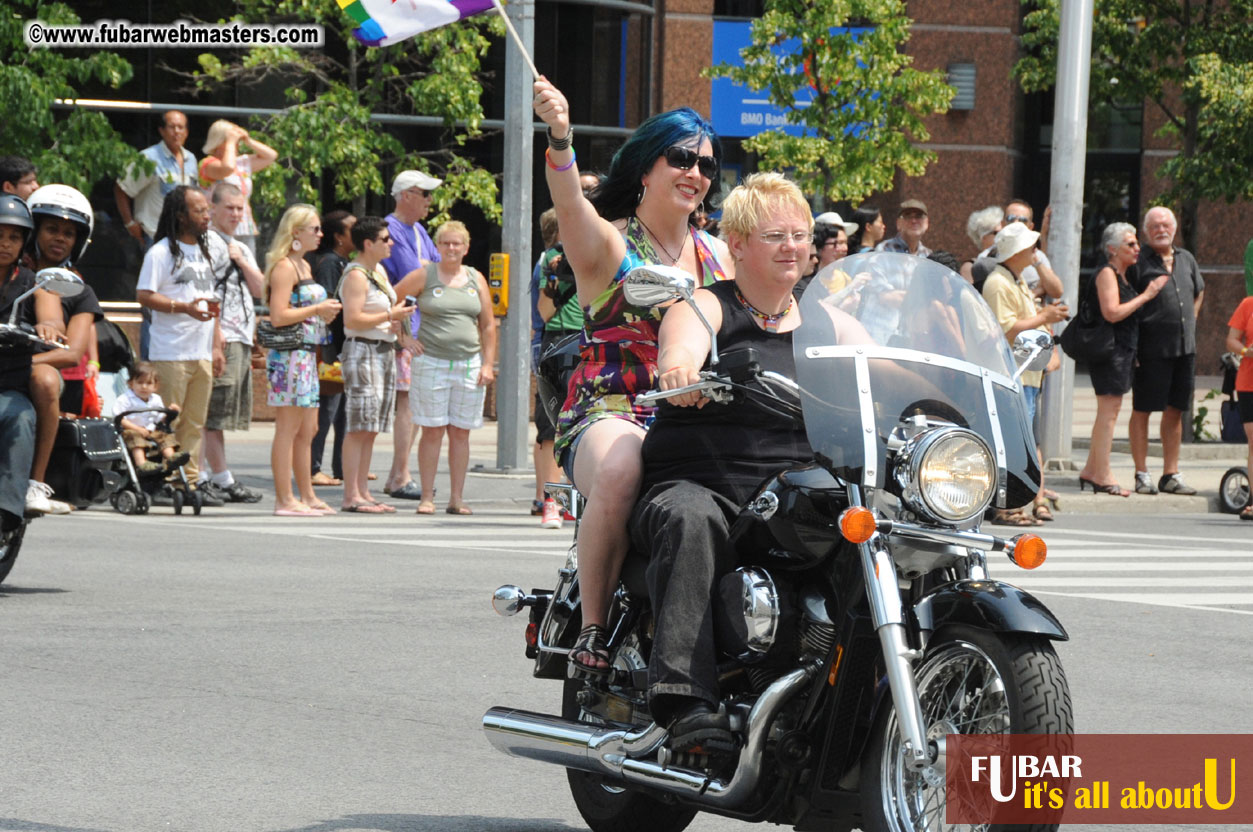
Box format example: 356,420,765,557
311,392,345,479
630,479,740,709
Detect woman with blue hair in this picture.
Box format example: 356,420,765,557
533,76,733,679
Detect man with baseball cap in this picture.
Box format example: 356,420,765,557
380,169,442,500
876,199,932,257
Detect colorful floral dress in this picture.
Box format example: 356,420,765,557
553,218,728,462
267,278,327,409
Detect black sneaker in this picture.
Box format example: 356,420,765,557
192,485,225,507
664,699,736,754
1158,473,1197,495
222,482,264,503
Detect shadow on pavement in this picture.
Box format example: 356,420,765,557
0,820,109,832
0,585,68,596
273,816,582,832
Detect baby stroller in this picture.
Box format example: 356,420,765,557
45,416,130,511
1218,351,1249,514
110,407,201,516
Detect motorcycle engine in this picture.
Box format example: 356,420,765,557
713,567,806,669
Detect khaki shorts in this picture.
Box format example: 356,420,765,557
206,340,253,431
121,427,179,455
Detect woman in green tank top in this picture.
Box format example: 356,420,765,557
393,220,498,514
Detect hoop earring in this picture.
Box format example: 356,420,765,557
638,184,648,204
291,239,302,252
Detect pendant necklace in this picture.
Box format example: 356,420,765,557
735,285,793,332
635,215,688,265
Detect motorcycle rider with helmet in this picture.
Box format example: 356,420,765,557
0,194,65,518
25,185,105,426
629,173,816,752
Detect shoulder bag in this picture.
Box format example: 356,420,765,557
256,318,303,351
1058,272,1115,363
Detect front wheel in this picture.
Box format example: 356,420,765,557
1219,466,1249,514
561,679,696,832
0,522,26,585
862,624,1073,832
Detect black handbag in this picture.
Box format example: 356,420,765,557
255,319,304,351
1058,275,1114,362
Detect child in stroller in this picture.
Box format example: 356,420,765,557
110,362,198,514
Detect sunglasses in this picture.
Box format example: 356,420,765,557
408,188,432,198
1005,214,1031,224
663,146,718,180
375,235,392,244
304,225,322,233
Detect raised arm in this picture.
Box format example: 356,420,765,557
532,76,625,297
1096,266,1167,324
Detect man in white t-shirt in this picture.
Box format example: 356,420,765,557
199,182,264,503
135,186,226,494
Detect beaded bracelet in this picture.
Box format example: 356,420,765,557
546,126,572,151
545,147,577,172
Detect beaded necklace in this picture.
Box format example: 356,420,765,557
734,285,793,332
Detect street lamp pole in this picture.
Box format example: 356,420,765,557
1040,0,1094,470
496,0,535,471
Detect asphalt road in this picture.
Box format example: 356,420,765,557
3,503,1251,832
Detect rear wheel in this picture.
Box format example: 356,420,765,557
0,522,26,585
862,624,1073,832
172,489,184,515
113,489,138,515
1219,466,1249,514
561,679,696,832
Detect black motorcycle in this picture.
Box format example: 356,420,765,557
0,268,85,584
483,254,1072,832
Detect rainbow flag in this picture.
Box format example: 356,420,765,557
337,0,497,46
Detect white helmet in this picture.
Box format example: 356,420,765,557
28,183,94,264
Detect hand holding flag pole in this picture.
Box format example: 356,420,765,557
490,0,540,81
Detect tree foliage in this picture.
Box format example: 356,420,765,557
192,0,505,227
0,0,146,189
703,0,953,205
1015,0,1253,246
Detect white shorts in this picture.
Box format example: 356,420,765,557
410,352,485,430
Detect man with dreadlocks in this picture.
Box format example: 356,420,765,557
134,186,228,503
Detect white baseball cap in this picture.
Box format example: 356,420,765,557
391,170,443,196
815,211,857,237
994,221,1040,263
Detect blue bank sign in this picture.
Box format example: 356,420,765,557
710,21,870,139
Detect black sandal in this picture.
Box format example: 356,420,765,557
568,624,611,679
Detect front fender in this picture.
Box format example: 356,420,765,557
913,579,1068,640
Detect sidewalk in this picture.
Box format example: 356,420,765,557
221,372,1248,516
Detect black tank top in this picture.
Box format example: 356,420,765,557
640,280,812,505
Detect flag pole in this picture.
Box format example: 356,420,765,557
491,0,540,81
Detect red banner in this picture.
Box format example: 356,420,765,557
946,734,1252,825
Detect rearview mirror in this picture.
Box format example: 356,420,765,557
35,268,85,298
622,264,696,308
1012,328,1055,375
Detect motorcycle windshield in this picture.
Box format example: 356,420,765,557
794,253,1040,507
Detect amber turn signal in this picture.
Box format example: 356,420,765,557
1010,533,1047,569
839,507,878,544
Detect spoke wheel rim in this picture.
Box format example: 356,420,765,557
879,639,1008,832
1222,472,1249,508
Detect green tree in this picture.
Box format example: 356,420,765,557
193,0,504,228
703,0,954,205
1015,0,1253,251
0,0,144,189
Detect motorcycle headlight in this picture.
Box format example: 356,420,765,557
895,428,996,524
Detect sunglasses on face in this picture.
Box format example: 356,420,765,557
408,188,432,198
375,235,392,244
304,225,322,234
1005,214,1031,224
663,146,718,180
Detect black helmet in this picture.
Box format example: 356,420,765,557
0,194,34,249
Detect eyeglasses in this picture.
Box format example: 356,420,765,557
1005,214,1031,224
663,146,718,180
304,225,322,233
375,235,392,244
407,188,432,198
759,230,813,246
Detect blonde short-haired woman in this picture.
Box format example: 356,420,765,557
198,119,278,254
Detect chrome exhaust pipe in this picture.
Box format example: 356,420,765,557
482,666,813,808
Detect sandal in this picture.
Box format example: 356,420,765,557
568,624,611,679
446,504,473,515
416,500,436,515
307,500,337,515
342,502,387,514
1032,503,1055,522
990,509,1042,527
1042,488,1061,511
1240,506,1253,522
367,499,397,513
311,471,342,487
